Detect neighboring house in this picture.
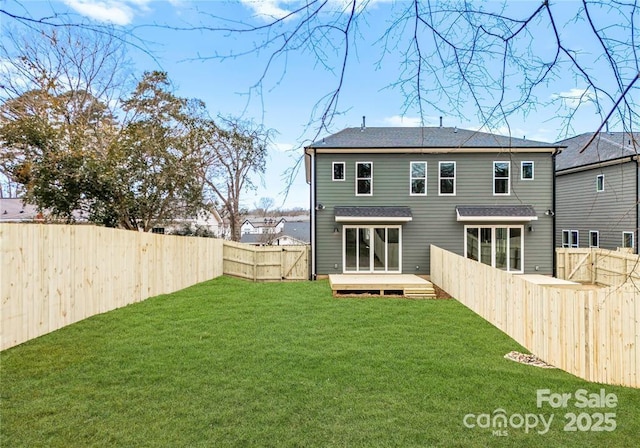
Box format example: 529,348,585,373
0,198,43,222
555,132,639,253
240,220,310,246
0,198,223,235
305,126,563,278
241,217,286,235
280,221,310,244
158,208,224,237
0,198,90,223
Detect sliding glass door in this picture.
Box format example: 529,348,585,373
464,225,524,273
344,225,401,273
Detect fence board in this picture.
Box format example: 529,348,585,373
432,244,640,388
0,224,225,351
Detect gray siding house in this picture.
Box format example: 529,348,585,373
305,127,562,278
555,132,639,253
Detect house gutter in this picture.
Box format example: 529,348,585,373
636,157,639,254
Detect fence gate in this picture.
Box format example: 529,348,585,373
279,246,309,280
222,241,309,281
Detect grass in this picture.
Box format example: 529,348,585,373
1,276,639,447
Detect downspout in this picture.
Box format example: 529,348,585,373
552,149,559,275
310,148,317,280
636,156,639,254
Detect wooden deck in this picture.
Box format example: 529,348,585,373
329,274,436,298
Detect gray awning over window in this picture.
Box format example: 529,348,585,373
334,206,413,222
456,205,538,222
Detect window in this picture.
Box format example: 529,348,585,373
589,231,599,248
344,225,401,272
562,230,579,248
332,162,345,181
494,161,510,195
410,161,427,195
622,231,634,249
464,226,523,272
355,162,372,195
521,161,534,180
151,227,165,234
439,162,456,195
596,174,605,192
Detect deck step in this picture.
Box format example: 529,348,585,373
403,287,437,299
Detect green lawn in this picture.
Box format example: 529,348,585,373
1,276,639,447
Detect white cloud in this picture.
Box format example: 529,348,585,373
240,0,293,21
550,87,595,108
62,0,153,25
239,0,394,23
381,115,423,127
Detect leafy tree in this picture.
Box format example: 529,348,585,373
0,71,208,230
0,88,117,221
94,71,207,231
0,21,130,199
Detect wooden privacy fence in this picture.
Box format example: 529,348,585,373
556,248,640,287
223,240,309,281
431,245,639,388
1,224,310,351
1,224,224,351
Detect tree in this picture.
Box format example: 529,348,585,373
0,88,118,220
0,21,131,200
93,71,207,231
189,1,638,139
254,197,275,217
201,118,271,241
0,71,209,230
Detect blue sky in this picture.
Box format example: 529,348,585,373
4,0,634,209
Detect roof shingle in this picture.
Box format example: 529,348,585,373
555,132,639,171
308,127,558,149
334,206,412,218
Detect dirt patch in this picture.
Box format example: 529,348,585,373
432,283,453,299
504,351,555,369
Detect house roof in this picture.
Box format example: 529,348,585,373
0,198,41,222
282,221,310,243
242,217,285,228
239,233,268,244
555,132,639,172
240,222,310,245
334,206,413,222
456,205,538,222
307,127,559,150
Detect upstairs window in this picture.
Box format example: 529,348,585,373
439,162,456,195
494,161,510,195
410,161,427,195
356,162,372,196
596,174,605,192
521,161,534,180
332,162,345,181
